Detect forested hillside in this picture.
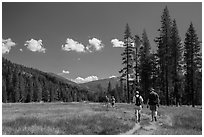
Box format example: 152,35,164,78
2,57,92,103
80,77,119,93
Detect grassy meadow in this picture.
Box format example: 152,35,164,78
2,102,135,135
152,105,202,135
2,102,202,135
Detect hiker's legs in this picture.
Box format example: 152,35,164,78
150,105,154,121
154,110,157,121
135,109,139,122
135,106,142,123
106,102,109,109
112,102,115,108
150,105,157,122
151,110,154,121
151,111,157,121
138,109,141,122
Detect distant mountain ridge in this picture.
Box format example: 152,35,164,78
80,77,120,93
48,72,92,91
48,72,78,85
50,73,121,93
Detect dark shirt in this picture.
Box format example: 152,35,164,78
148,91,159,105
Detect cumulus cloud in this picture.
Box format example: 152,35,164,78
111,39,136,48
72,76,98,83
62,70,70,74
58,70,70,75
86,38,104,52
62,38,85,53
62,37,104,53
24,39,46,53
109,75,116,78
111,39,124,48
2,38,16,54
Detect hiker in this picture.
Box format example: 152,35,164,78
133,90,143,123
147,88,160,122
105,95,110,108
111,96,116,108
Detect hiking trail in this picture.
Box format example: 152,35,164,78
121,113,173,135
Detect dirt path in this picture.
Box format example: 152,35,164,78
122,123,141,135
121,113,173,135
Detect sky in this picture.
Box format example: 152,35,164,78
2,2,202,83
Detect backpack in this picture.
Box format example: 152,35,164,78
135,95,142,106
111,97,115,102
149,92,158,105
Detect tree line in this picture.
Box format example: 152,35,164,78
2,57,126,103
2,57,94,103
118,6,202,106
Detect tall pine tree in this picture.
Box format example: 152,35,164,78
155,6,172,105
139,30,151,102
183,22,201,107
149,52,159,90
133,35,142,88
119,24,134,103
169,19,182,106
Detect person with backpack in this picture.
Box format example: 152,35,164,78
111,96,116,108
147,88,160,122
133,90,143,123
105,95,110,108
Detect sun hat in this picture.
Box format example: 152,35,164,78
135,90,139,94
150,88,155,92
